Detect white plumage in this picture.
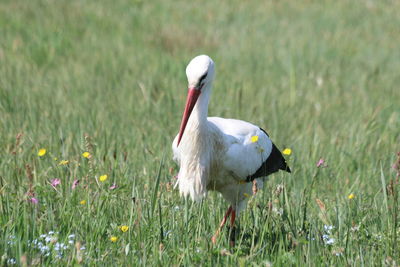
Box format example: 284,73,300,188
172,55,290,244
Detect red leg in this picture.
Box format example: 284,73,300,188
211,206,232,244
252,179,258,195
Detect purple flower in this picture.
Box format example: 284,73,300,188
51,178,61,187
317,159,325,168
30,197,39,204
109,183,117,190
72,180,79,189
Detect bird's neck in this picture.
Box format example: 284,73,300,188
177,87,213,200
187,90,210,130
180,88,211,152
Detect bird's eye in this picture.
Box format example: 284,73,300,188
199,73,207,85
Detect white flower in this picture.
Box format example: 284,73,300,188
68,234,75,239
40,246,50,253
322,234,335,245
7,258,17,265
326,238,335,245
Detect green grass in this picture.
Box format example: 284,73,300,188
1,0,399,265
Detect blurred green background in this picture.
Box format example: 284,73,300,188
1,0,399,265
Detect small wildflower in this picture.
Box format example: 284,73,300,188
51,178,61,187
282,148,292,155
250,135,259,143
109,183,117,190
45,236,54,243
348,193,355,200
110,236,118,242
7,258,16,265
38,148,47,157
324,225,334,232
58,160,69,166
72,180,79,189
120,225,129,232
317,158,325,167
82,152,90,158
323,236,335,245
99,174,108,182
30,197,39,204
80,200,86,205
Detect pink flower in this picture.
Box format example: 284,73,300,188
51,178,61,187
317,159,325,167
109,183,117,190
30,197,39,204
72,179,80,189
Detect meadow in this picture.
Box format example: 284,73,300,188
1,0,399,265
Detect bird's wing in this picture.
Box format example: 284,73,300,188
208,117,290,180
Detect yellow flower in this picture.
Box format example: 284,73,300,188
80,200,86,205
38,148,47,157
82,152,90,158
243,193,250,198
59,160,69,165
99,174,108,182
251,135,259,143
120,225,129,232
110,236,118,242
348,193,355,200
282,148,292,155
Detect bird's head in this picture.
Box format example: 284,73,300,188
177,55,215,146
186,55,215,90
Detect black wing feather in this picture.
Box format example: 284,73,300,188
246,128,291,182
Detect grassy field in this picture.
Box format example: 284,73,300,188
1,0,400,265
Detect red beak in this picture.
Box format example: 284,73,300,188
177,88,201,146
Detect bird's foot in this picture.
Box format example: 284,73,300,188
229,225,237,247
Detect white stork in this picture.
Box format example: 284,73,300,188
172,55,291,245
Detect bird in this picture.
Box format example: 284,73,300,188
172,55,291,245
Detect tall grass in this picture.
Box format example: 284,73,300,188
1,0,399,265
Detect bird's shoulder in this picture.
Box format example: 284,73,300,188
207,117,262,138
